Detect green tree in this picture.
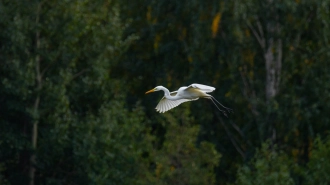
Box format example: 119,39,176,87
0,0,148,184
2,0,330,184
142,108,221,185
235,142,294,185
304,136,330,185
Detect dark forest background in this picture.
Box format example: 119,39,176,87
1,0,330,184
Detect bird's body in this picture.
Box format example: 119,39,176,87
145,83,232,116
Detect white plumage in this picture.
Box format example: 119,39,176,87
145,83,232,116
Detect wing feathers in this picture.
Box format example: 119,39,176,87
155,98,197,113
188,83,215,92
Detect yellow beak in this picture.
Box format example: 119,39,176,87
145,89,155,94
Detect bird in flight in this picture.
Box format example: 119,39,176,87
145,83,232,116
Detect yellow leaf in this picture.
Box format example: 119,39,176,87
211,12,221,38
155,163,162,178
187,56,193,63
249,71,254,79
154,34,161,51
146,6,152,23
243,50,255,66
146,6,157,24
308,137,313,158
290,45,295,51
178,27,187,41
292,148,299,159
245,29,250,37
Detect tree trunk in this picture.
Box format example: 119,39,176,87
264,24,282,102
247,2,282,143
264,13,282,144
29,3,42,185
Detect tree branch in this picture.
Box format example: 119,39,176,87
247,21,265,51
239,66,259,116
69,69,89,82
215,113,245,159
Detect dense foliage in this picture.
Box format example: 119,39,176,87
1,0,330,184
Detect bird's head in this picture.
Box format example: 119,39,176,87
145,86,163,94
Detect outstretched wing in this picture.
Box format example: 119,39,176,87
155,91,198,113
185,83,216,93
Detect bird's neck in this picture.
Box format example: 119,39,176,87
161,87,178,100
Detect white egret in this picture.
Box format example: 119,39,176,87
145,83,232,116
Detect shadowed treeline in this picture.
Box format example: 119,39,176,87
1,0,330,184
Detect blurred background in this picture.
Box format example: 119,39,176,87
1,0,330,184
